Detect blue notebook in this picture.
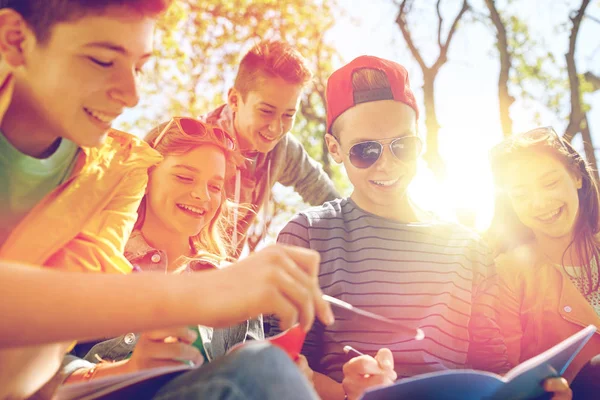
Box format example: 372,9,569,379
361,324,596,400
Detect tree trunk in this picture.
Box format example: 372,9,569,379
564,0,591,143
422,70,445,181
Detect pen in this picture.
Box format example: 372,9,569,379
343,345,365,358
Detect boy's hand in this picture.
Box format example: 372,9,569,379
214,245,334,331
295,354,314,386
543,377,572,400
125,327,203,372
342,348,396,400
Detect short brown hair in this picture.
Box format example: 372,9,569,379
0,0,172,43
233,39,313,99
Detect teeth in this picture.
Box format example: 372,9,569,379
84,108,115,124
538,208,560,221
259,131,276,141
372,178,399,187
178,204,206,215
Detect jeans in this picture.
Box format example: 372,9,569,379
150,342,318,400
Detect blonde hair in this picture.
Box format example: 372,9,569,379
234,39,313,99
137,119,243,264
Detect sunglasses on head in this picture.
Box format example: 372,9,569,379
490,126,569,159
339,135,423,169
152,117,236,151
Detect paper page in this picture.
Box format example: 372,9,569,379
54,363,195,400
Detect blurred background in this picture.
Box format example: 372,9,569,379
115,0,600,252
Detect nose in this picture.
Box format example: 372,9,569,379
529,190,551,212
190,183,210,202
373,144,399,171
268,118,283,136
108,68,140,108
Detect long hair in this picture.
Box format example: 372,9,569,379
487,127,600,294
137,119,243,264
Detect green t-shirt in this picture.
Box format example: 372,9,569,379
0,130,80,246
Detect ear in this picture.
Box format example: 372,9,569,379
575,174,583,190
325,133,343,164
227,87,240,113
0,9,30,68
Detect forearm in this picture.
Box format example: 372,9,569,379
0,261,235,347
314,371,345,400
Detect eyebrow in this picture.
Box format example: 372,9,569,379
259,102,297,113
508,170,560,190
173,165,225,181
84,42,153,59
173,164,199,173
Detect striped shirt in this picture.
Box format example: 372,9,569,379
275,198,509,382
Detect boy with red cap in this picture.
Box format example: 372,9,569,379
272,56,571,400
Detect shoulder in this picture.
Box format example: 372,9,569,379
95,129,162,169
279,199,346,239
494,243,540,287
294,198,347,227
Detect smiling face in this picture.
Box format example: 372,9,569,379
1,6,155,150
326,100,418,216
145,145,226,238
229,73,303,153
502,151,582,242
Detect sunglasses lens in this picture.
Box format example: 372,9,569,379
213,128,236,150
391,136,422,161
349,141,383,169
179,118,206,135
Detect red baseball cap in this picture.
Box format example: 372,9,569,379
326,55,419,133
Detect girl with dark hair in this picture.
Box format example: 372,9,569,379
487,126,600,398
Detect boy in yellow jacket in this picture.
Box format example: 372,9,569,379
0,1,332,398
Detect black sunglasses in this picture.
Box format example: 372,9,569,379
339,136,423,169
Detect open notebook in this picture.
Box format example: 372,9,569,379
54,363,195,400
361,324,597,400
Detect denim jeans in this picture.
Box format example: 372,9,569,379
149,342,318,400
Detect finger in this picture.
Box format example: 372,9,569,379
295,354,309,367
144,327,197,344
270,261,314,331
141,340,203,365
276,246,334,327
375,348,396,377
343,355,387,377
278,245,321,277
543,377,570,393
271,291,299,331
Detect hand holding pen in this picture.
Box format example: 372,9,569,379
341,346,397,400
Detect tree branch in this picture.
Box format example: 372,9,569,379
436,0,444,49
395,0,428,71
436,0,469,69
484,0,514,135
564,0,592,142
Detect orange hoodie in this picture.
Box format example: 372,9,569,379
0,70,162,273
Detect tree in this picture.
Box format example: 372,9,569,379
394,0,469,181
483,0,514,137
563,0,598,180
